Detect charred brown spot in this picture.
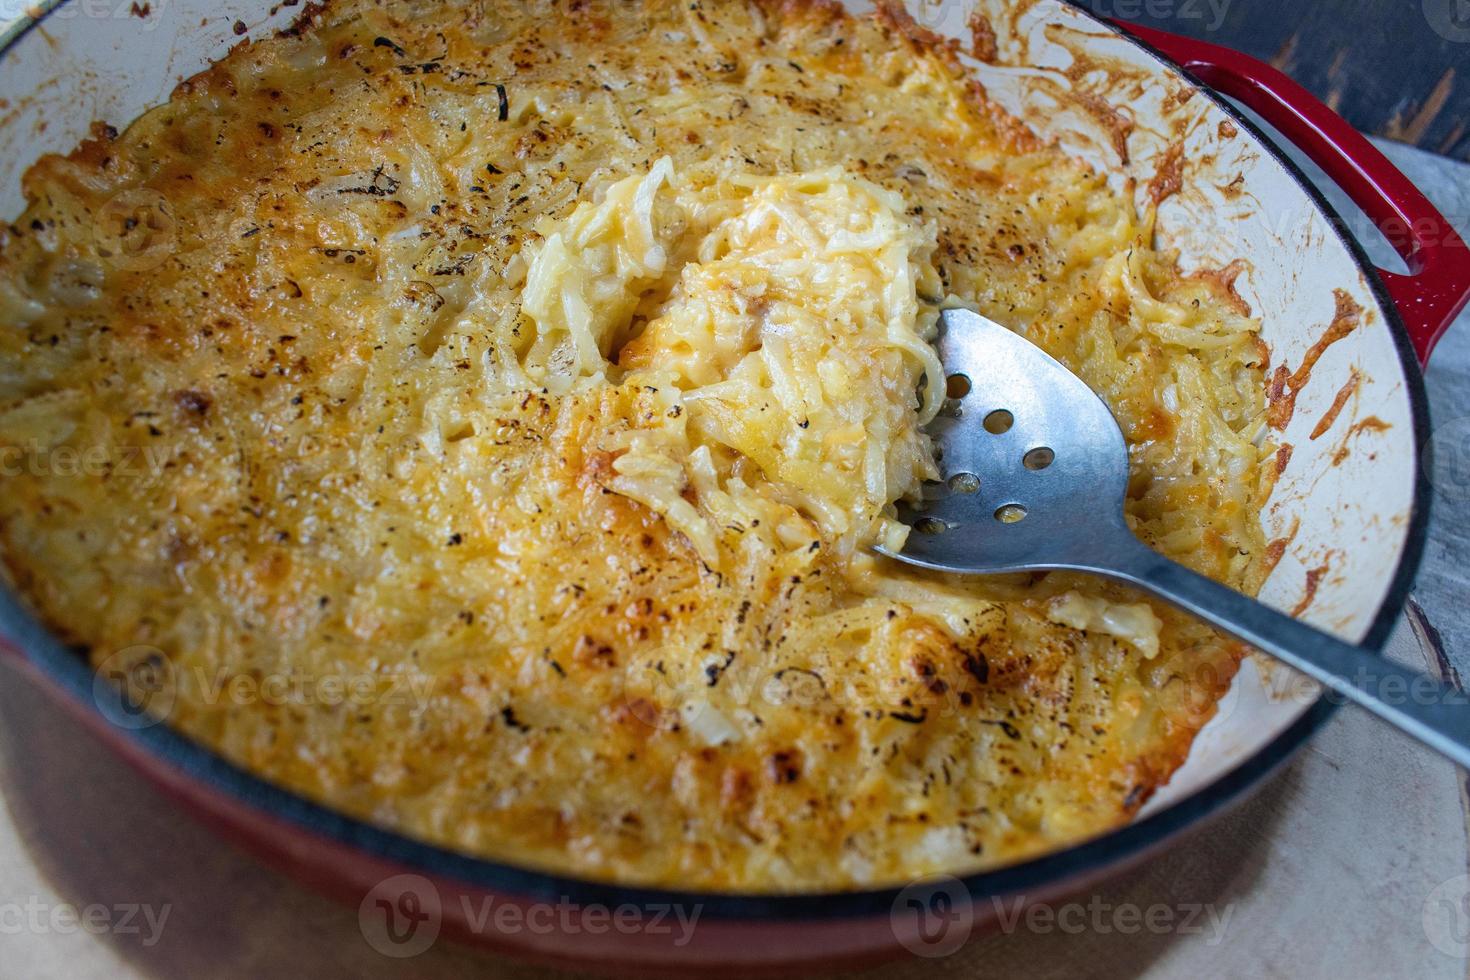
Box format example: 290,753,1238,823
574,634,617,666
963,652,990,686
767,749,802,784
174,390,212,416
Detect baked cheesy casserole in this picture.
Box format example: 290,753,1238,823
0,0,1275,890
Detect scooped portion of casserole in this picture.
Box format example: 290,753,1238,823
0,0,1273,890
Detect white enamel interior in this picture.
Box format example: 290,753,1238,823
0,0,1419,838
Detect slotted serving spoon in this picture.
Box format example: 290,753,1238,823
881,308,1470,769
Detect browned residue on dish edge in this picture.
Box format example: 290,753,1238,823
1275,443,1294,476
1161,85,1196,114
1147,142,1185,205
871,0,1045,155
972,1,1144,166
873,0,964,63
1185,258,1253,317
1308,367,1361,440
1261,514,1300,580
1331,415,1392,466
1266,289,1363,431
1259,441,1294,503
1217,172,1246,200
968,10,998,61
1065,89,1135,164
1290,563,1330,617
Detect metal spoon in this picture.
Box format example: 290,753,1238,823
881,308,1470,769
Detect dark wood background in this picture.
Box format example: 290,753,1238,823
1080,0,1469,161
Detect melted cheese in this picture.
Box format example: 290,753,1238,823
0,0,1271,891
1048,591,1164,659
522,162,943,559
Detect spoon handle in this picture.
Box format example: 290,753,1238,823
1102,536,1470,770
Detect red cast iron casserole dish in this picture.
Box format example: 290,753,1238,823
0,0,1466,970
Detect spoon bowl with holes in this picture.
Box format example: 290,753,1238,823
879,308,1470,768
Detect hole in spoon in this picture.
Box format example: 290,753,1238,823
948,472,980,495
920,480,948,501
946,374,971,399
1023,447,1055,471
983,410,1013,435
914,517,949,535
994,504,1027,524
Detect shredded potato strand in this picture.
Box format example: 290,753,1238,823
527,163,943,560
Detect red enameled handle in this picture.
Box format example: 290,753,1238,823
1116,21,1470,366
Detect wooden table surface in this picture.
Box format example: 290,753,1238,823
1082,0,1470,162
